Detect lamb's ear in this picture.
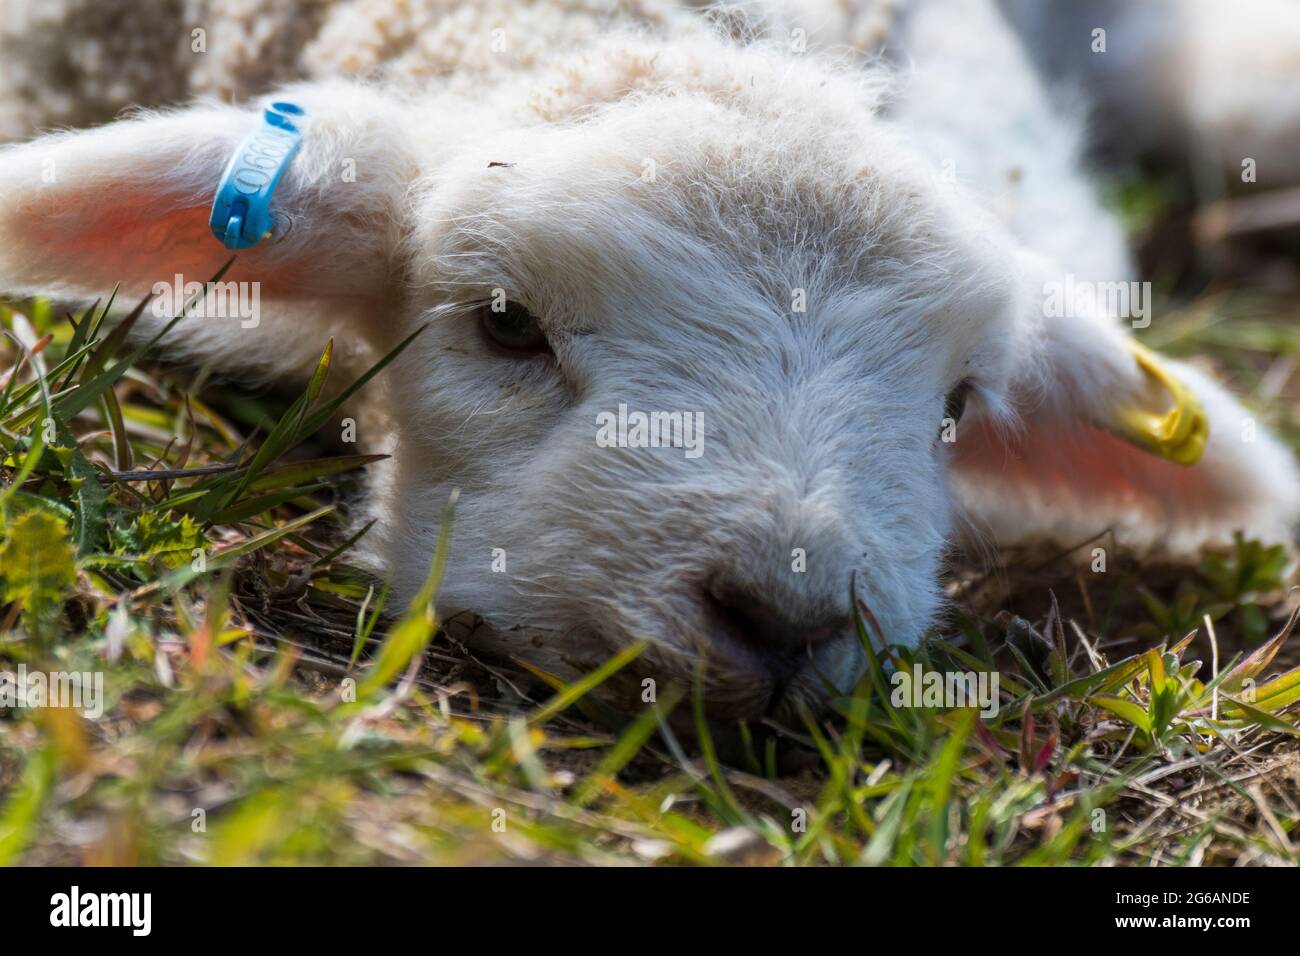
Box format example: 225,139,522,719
0,82,415,306
951,277,1300,556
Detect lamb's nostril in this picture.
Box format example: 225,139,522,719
704,577,850,653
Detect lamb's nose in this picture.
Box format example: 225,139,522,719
704,575,851,654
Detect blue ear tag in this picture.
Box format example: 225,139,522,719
209,101,306,249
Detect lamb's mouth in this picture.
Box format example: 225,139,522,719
607,626,864,721
700,591,847,682
439,609,860,719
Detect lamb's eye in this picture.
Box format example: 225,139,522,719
943,379,973,427
479,300,549,354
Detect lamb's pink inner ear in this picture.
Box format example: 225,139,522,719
953,417,1221,517
27,195,213,288
22,188,308,298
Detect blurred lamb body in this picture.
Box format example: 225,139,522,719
9,0,1300,192
1000,0,1300,189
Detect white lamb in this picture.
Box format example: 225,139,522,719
0,0,1297,717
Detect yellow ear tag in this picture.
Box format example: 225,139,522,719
1112,339,1208,466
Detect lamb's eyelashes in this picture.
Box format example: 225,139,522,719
938,378,974,439
944,380,972,424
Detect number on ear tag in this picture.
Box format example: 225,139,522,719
209,101,306,250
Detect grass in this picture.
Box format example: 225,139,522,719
2,247,1300,865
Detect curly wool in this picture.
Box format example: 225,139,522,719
0,0,902,139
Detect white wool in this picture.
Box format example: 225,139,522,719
0,0,1297,716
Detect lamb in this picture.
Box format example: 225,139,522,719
1000,0,1300,187
0,0,1297,719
